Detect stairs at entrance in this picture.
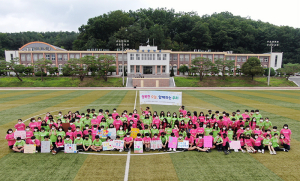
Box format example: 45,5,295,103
126,75,176,87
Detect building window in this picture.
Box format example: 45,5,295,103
157,65,161,73
275,55,278,67
153,54,156,60
46,54,50,60
27,54,31,61
39,54,43,60
259,58,263,62
264,58,268,62
75,54,80,59
119,65,123,73
157,54,161,60
82,54,86,57
147,54,150,60
162,66,166,73
63,54,68,61
130,54,134,60
136,54,140,60
237,58,241,62
163,54,167,60
83,64,86,70
51,54,55,61
242,58,246,62
149,54,152,60
142,54,145,60
180,55,184,61
10,54,13,60
70,54,75,59
185,55,189,61
136,65,140,73
130,65,134,73
231,57,235,61
58,54,62,60
33,54,38,61
191,55,195,60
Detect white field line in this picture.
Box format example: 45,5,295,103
134,90,137,110
124,150,131,181
78,151,183,156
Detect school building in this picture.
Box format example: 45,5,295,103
5,41,283,76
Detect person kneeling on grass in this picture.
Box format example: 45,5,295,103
184,133,196,152
195,134,210,153
52,135,64,155
245,135,256,153
143,133,151,152
124,133,133,152
177,134,185,151
272,133,288,152
214,133,223,152
160,132,168,152
280,134,290,151
29,136,41,153
91,135,103,152
13,137,25,153
83,135,92,152
263,134,276,155
74,134,84,152
222,133,231,155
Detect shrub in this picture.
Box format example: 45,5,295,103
35,71,47,77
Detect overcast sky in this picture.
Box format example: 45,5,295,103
0,0,299,32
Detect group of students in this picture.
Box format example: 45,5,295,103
6,106,292,155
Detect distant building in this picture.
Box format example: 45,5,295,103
5,41,283,75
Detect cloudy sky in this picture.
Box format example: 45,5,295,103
0,0,299,32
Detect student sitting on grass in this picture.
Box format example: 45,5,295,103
83,135,92,152
91,135,103,152
143,133,151,151
12,137,25,153
124,133,133,152
195,134,210,153
29,136,41,152
52,135,64,155
263,134,276,155
214,133,223,152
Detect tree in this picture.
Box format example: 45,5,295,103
95,55,116,81
34,58,52,81
62,64,72,76
191,57,214,81
241,57,264,80
215,59,235,80
278,63,300,78
0,58,24,81
108,66,116,75
210,66,219,76
264,67,275,76
170,67,175,77
178,65,189,75
24,66,34,76
48,67,59,76
68,56,95,81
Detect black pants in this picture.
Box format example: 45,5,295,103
223,142,229,151
9,145,13,149
216,144,223,150
54,147,64,153
36,146,41,152
274,147,285,151
254,145,263,150
77,145,83,150
283,144,290,150
52,142,56,149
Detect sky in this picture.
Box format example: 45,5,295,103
0,0,299,32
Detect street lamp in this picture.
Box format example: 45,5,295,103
267,41,279,86
116,39,129,86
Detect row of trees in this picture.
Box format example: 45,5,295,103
0,55,116,82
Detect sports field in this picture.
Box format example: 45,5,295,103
1,89,300,181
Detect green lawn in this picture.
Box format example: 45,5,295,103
0,77,126,87
174,76,297,87
0,90,299,181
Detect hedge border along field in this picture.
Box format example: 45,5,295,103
0,90,299,181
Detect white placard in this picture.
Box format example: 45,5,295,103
140,91,182,106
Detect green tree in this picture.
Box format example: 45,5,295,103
170,66,175,77
241,57,264,80
215,59,235,80
178,65,189,75
68,55,95,81
34,58,52,81
24,66,34,76
0,58,24,81
62,64,72,76
264,67,275,76
95,55,116,81
278,63,300,78
48,67,59,76
108,66,116,75
210,66,219,76
191,57,214,81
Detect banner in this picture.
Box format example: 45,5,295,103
177,140,189,148
107,128,116,140
24,144,36,153
140,91,182,106
97,130,108,139
230,141,241,149
14,131,26,139
150,140,162,149
204,136,213,148
130,128,140,139
103,141,114,151
168,137,178,148
64,144,77,153
134,141,143,153
113,140,124,149
41,141,51,153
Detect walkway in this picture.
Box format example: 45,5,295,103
289,76,300,87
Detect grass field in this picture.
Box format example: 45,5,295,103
174,76,297,87
0,89,300,181
0,77,125,87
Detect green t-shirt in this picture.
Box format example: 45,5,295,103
212,128,220,138
143,129,151,137
271,137,279,147
99,122,108,129
183,118,189,124
204,128,212,136
227,130,234,140
117,130,126,140
41,125,50,132
83,118,91,127
263,138,271,146
106,118,114,126
120,117,127,122
253,114,262,120
214,137,223,143
61,118,68,123
74,122,84,130
151,129,159,137
64,139,73,144
74,138,83,145
160,135,169,144
244,129,252,136
93,139,102,146
57,131,66,138
178,131,187,138
264,121,272,129
49,130,57,142
165,128,172,135
83,139,92,146
39,131,49,141
14,140,26,147
33,132,40,140
166,117,172,124
256,121,264,129
143,119,151,126
271,131,280,137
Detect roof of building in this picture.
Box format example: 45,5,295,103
19,41,66,51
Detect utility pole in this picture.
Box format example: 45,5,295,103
116,40,129,86
267,41,279,86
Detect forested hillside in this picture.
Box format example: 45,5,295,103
1,8,299,64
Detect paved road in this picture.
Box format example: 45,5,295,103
289,76,300,87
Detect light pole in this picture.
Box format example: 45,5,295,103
116,40,129,86
267,41,279,86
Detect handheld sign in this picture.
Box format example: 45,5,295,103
41,141,50,153
168,137,178,148
14,131,26,139
103,141,114,151
24,144,36,153
64,144,77,153
177,140,189,148
150,140,162,149
204,136,213,148
134,141,143,153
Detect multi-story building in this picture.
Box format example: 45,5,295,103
5,41,283,75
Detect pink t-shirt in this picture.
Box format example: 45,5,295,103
242,113,250,120
25,131,33,143
133,113,140,120
142,137,151,143
236,129,244,138
152,137,160,141
112,112,119,119
280,129,292,140
239,138,245,146
196,127,204,134
113,120,123,130
195,138,204,147
172,129,179,137
190,129,197,137
253,130,263,136
6,133,15,146
198,116,205,122
97,115,104,120
73,131,83,139
185,137,194,144
135,137,143,141
15,123,26,131
66,132,74,140
124,137,133,142
55,140,64,147
91,130,97,141
253,137,263,146
30,139,41,146
245,138,254,147
91,119,99,126
280,138,290,145
263,133,272,138
179,109,187,116
152,119,160,127
222,137,230,146
29,122,39,131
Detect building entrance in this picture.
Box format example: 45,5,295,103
143,66,152,74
